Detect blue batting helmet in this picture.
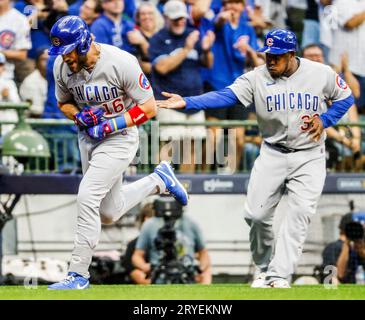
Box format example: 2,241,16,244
258,29,297,55
49,16,92,56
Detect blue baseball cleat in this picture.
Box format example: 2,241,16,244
154,161,189,206
48,272,90,290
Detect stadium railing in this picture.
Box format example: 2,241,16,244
1,102,365,173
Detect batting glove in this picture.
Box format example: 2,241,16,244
73,107,104,128
86,120,113,140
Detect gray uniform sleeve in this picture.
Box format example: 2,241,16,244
53,57,72,103
120,53,154,105
323,66,352,102
228,70,255,107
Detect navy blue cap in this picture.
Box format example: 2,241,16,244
258,29,297,55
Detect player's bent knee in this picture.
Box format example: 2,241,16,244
243,204,271,223
100,211,124,225
100,214,114,225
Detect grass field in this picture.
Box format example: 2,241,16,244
0,284,364,300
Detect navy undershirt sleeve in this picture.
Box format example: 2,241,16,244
184,88,240,111
320,94,355,128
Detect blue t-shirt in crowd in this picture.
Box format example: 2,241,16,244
14,0,29,15
210,0,255,15
43,55,62,119
43,55,76,134
90,14,136,54
68,0,83,16
124,0,136,20
206,14,258,90
149,27,205,100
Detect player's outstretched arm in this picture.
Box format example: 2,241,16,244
156,88,240,111
156,92,187,109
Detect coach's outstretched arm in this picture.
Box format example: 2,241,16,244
157,88,240,110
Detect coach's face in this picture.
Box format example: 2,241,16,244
62,49,87,73
266,52,292,78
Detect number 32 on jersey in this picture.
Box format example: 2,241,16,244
301,113,319,131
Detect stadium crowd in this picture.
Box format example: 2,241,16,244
1,0,365,173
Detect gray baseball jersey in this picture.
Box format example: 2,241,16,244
52,44,164,279
230,57,353,283
54,43,154,138
229,57,352,149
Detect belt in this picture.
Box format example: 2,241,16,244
264,141,300,154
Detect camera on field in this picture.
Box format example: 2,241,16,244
150,197,199,284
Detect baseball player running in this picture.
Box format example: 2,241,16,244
157,29,354,288
47,16,188,290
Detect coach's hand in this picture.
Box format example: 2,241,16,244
87,120,113,140
156,92,186,109
305,116,324,142
73,107,104,128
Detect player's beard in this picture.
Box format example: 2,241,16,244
79,55,89,72
281,58,293,78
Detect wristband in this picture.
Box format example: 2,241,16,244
127,105,149,126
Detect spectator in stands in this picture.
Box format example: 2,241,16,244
244,0,269,31
43,0,69,34
254,0,286,29
127,1,163,77
150,0,215,173
303,44,363,172
14,0,51,60
286,0,307,45
123,0,136,20
322,213,365,284
132,198,212,284
68,0,118,20
317,0,333,63
0,52,21,135
68,0,84,16
79,0,103,26
0,0,31,80
185,0,215,34
301,0,320,49
90,0,136,53
19,48,48,118
205,0,259,173
121,202,155,284
329,0,365,112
